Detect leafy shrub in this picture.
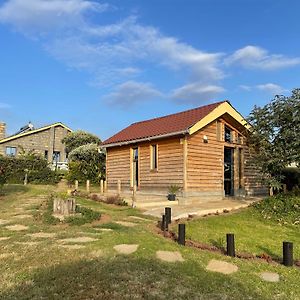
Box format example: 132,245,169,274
252,193,300,225
65,205,101,226
0,154,60,185
282,168,300,191
105,195,128,206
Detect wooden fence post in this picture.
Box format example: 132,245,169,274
100,179,104,194
226,233,235,257
75,180,79,190
178,224,186,246
104,180,107,192
86,180,90,193
165,207,172,224
117,180,121,195
283,242,293,266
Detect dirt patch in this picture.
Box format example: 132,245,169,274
28,232,56,239
12,214,32,219
59,237,98,243
114,244,139,255
5,224,29,231
0,237,10,241
156,251,184,262
116,221,137,227
60,244,85,250
206,259,238,274
90,214,112,226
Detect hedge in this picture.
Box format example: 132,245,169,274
0,155,61,185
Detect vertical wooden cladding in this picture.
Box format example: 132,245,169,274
139,137,184,191
187,121,223,192
106,146,131,189
106,137,184,192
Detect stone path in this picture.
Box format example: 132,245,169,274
0,219,10,225
114,244,139,255
93,228,113,232
116,221,137,227
59,237,98,243
156,251,184,262
0,237,10,241
260,272,280,282
5,224,29,231
28,232,56,239
206,259,238,274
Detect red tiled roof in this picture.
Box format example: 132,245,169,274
102,101,226,146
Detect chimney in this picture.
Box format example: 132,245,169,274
0,122,6,140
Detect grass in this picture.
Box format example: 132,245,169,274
0,185,299,299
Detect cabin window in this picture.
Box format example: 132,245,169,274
53,151,61,163
6,147,17,157
150,144,158,170
224,126,232,143
45,150,48,160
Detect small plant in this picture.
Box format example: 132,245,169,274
105,195,128,206
167,185,180,201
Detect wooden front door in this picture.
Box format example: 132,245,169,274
224,147,234,196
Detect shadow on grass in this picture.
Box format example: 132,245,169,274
0,256,267,300
0,184,29,197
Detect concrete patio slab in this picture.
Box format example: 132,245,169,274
142,198,260,220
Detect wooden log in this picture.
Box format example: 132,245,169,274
86,180,90,193
75,180,79,190
100,179,104,194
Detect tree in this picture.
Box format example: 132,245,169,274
62,131,101,153
247,88,300,188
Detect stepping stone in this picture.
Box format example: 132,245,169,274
0,253,13,259
12,214,32,219
156,251,184,262
206,259,238,274
15,241,39,246
28,232,56,239
114,244,139,255
116,221,137,227
260,272,280,282
0,219,10,225
60,244,85,250
0,237,10,241
128,216,149,221
59,237,98,243
5,225,29,231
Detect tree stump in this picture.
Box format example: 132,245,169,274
53,198,76,217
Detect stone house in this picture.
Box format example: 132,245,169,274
102,101,267,202
0,122,72,169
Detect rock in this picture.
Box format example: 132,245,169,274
260,272,280,282
206,259,238,274
114,244,139,255
156,251,184,262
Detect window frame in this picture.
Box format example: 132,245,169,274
150,144,158,171
224,126,232,143
6,146,17,157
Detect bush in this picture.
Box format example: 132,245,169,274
104,195,128,206
0,155,61,185
253,193,300,226
282,168,300,191
65,205,101,225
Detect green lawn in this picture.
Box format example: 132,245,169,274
178,208,300,260
0,185,299,300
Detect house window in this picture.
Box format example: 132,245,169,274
150,144,158,170
53,151,61,163
45,150,48,160
6,147,17,157
224,126,232,143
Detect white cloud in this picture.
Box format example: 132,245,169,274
171,83,225,103
0,0,108,35
239,85,252,91
103,81,163,107
256,83,286,95
0,102,12,109
225,45,300,70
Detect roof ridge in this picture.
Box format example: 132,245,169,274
131,100,227,125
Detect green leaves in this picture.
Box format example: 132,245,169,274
247,88,300,187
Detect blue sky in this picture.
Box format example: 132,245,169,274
0,0,299,140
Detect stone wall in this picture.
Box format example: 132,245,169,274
0,125,70,163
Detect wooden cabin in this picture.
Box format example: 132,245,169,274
102,101,267,201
